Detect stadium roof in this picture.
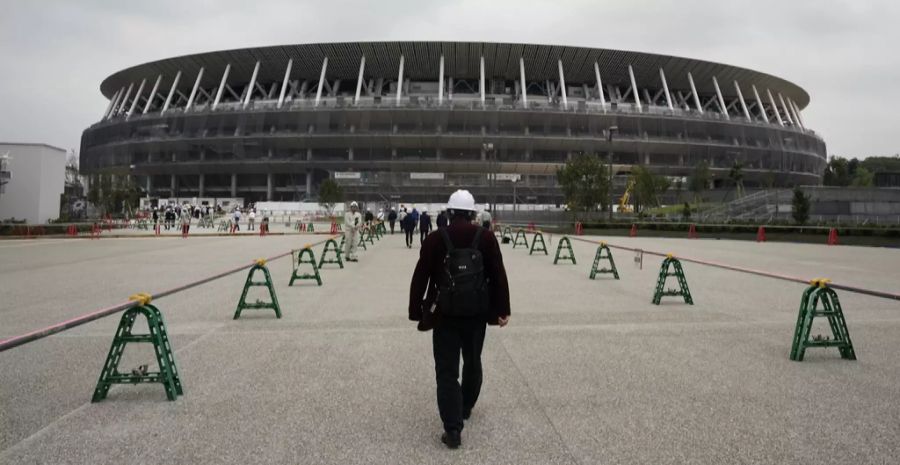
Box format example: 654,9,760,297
100,41,810,108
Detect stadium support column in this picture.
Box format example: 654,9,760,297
778,93,795,125
396,55,405,107
519,57,527,108
185,67,205,112
243,62,260,110
557,60,568,110
306,172,312,199
267,173,273,201
593,62,606,106
439,55,445,105
126,78,146,120
146,176,152,196
161,71,182,115
278,59,292,109
143,75,162,114
734,81,751,121
712,76,729,120
230,174,237,198
315,57,328,107
213,64,231,110
479,56,485,107
103,88,122,120
790,99,806,129
199,174,205,198
627,65,642,112
766,89,784,126
171,175,177,197
117,82,134,117
659,68,673,110
687,72,703,114
752,85,769,122
354,56,365,105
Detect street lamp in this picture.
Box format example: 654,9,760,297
607,126,618,221
483,142,495,212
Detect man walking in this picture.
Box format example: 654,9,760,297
343,201,362,262
408,189,511,449
388,208,398,234
419,209,432,244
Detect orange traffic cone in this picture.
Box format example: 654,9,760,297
756,226,766,242
629,224,637,237
827,228,838,246
688,224,698,239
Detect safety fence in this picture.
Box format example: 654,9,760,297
495,222,898,363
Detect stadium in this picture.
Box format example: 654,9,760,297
80,41,826,206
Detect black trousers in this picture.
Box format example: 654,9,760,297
405,228,414,247
432,318,487,433
389,220,396,233
420,228,430,243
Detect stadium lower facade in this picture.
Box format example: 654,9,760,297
80,41,826,205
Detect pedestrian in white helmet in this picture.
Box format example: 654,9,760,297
408,189,511,449
343,201,363,262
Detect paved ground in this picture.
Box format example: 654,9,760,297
1,231,899,464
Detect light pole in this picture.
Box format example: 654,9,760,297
483,142,495,212
607,125,618,221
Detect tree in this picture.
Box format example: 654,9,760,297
851,167,874,187
687,160,711,204
823,156,851,186
728,160,745,199
556,154,609,214
791,187,810,225
318,178,343,215
682,202,691,220
630,166,670,214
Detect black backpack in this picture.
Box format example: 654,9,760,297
437,227,490,317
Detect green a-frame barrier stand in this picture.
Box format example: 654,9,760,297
589,242,619,279
234,259,282,319
790,279,856,362
501,227,512,243
364,226,376,245
290,246,323,286
318,238,344,269
357,229,367,250
92,295,183,402
530,232,548,255
652,255,693,305
553,236,576,265
512,229,529,249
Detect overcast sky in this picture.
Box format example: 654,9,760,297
1,0,897,159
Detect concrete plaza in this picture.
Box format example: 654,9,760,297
1,232,899,464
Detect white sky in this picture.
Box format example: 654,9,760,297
1,0,898,158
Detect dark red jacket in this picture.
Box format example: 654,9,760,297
408,218,511,325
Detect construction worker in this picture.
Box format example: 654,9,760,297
343,201,363,262
408,189,511,449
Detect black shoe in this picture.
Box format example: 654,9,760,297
441,430,461,449
463,408,472,420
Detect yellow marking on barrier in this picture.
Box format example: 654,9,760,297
304,243,312,249
666,253,674,259
818,278,831,288
599,241,607,246
128,293,153,306
256,258,267,266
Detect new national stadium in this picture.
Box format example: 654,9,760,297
81,41,826,205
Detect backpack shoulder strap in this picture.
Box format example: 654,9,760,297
439,228,454,253
471,226,484,249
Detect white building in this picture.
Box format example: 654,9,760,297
0,143,67,224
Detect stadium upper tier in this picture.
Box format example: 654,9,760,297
81,41,826,203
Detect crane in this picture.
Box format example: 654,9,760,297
618,178,634,213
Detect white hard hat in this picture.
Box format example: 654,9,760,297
350,201,358,208
447,190,476,212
